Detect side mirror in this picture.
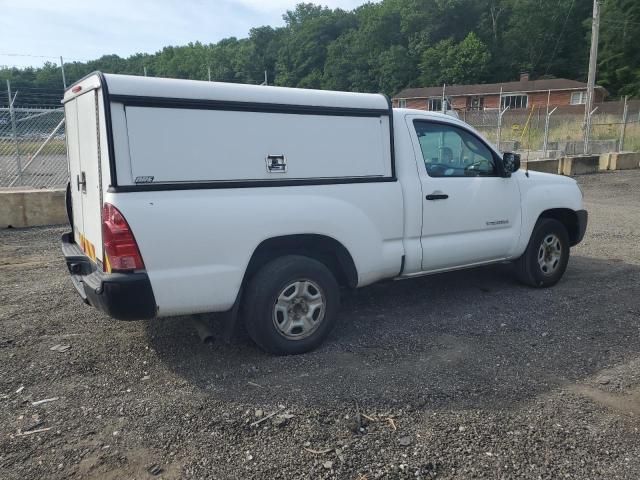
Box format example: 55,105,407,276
502,152,520,177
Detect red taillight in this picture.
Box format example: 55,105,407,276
101,203,145,272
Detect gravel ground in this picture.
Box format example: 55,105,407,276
1,170,640,479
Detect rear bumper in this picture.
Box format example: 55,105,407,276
61,232,157,320
573,209,588,246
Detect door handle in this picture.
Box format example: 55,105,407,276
76,172,87,193
426,193,448,200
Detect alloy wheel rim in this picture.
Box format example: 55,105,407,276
537,234,562,275
272,279,326,340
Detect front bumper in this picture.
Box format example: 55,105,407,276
61,232,157,320
573,209,588,246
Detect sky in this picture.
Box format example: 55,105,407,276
0,0,370,68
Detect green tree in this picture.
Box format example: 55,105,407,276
500,0,591,80
419,32,491,86
598,0,640,97
275,4,355,87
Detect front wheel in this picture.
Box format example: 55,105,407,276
514,218,570,288
243,255,340,355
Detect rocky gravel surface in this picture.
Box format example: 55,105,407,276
1,170,640,479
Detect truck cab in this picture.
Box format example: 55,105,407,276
393,109,586,277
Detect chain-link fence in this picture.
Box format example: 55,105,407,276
462,98,640,159
1,81,67,189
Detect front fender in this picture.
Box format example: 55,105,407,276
515,171,584,256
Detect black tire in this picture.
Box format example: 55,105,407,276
515,218,570,288
243,255,340,355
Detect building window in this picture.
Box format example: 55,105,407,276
398,99,407,108
427,98,442,111
570,91,587,105
501,94,528,110
467,96,484,111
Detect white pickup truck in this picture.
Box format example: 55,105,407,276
61,73,587,355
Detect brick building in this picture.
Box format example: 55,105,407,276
393,73,607,112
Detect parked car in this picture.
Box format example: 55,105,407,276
61,73,587,355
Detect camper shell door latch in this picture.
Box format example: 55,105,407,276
266,154,287,173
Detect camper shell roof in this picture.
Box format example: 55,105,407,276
63,72,390,113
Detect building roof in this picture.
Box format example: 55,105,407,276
395,78,601,99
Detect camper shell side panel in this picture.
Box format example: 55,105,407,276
97,73,396,191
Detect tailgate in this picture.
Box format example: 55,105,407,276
64,86,105,266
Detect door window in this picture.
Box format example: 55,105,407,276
414,121,498,178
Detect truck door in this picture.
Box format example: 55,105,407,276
408,117,522,271
64,89,104,266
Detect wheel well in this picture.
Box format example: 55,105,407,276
540,208,580,246
243,234,358,289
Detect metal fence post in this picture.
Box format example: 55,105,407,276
60,56,67,89
619,96,628,152
497,106,509,151
543,106,558,158
7,80,23,185
496,87,503,148
585,106,598,155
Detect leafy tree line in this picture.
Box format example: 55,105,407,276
1,0,638,100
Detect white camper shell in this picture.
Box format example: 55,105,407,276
61,72,587,355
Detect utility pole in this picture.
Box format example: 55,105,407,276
583,0,600,154
60,56,67,89
208,66,211,82
143,66,148,77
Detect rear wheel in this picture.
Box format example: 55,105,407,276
243,255,340,355
515,218,570,287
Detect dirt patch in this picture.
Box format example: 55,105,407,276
570,385,640,417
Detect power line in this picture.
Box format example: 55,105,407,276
544,0,576,75
0,53,58,59
0,52,91,62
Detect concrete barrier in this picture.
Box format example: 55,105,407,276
0,189,67,228
597,152,640,171
523,159,560,174
599,153,612,171
559,155,601,175
522,152,640,176
609,152,640,170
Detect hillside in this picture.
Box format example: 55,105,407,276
1,0,638,104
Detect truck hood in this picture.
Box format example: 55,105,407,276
515,169,577,187
514,169,583,212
